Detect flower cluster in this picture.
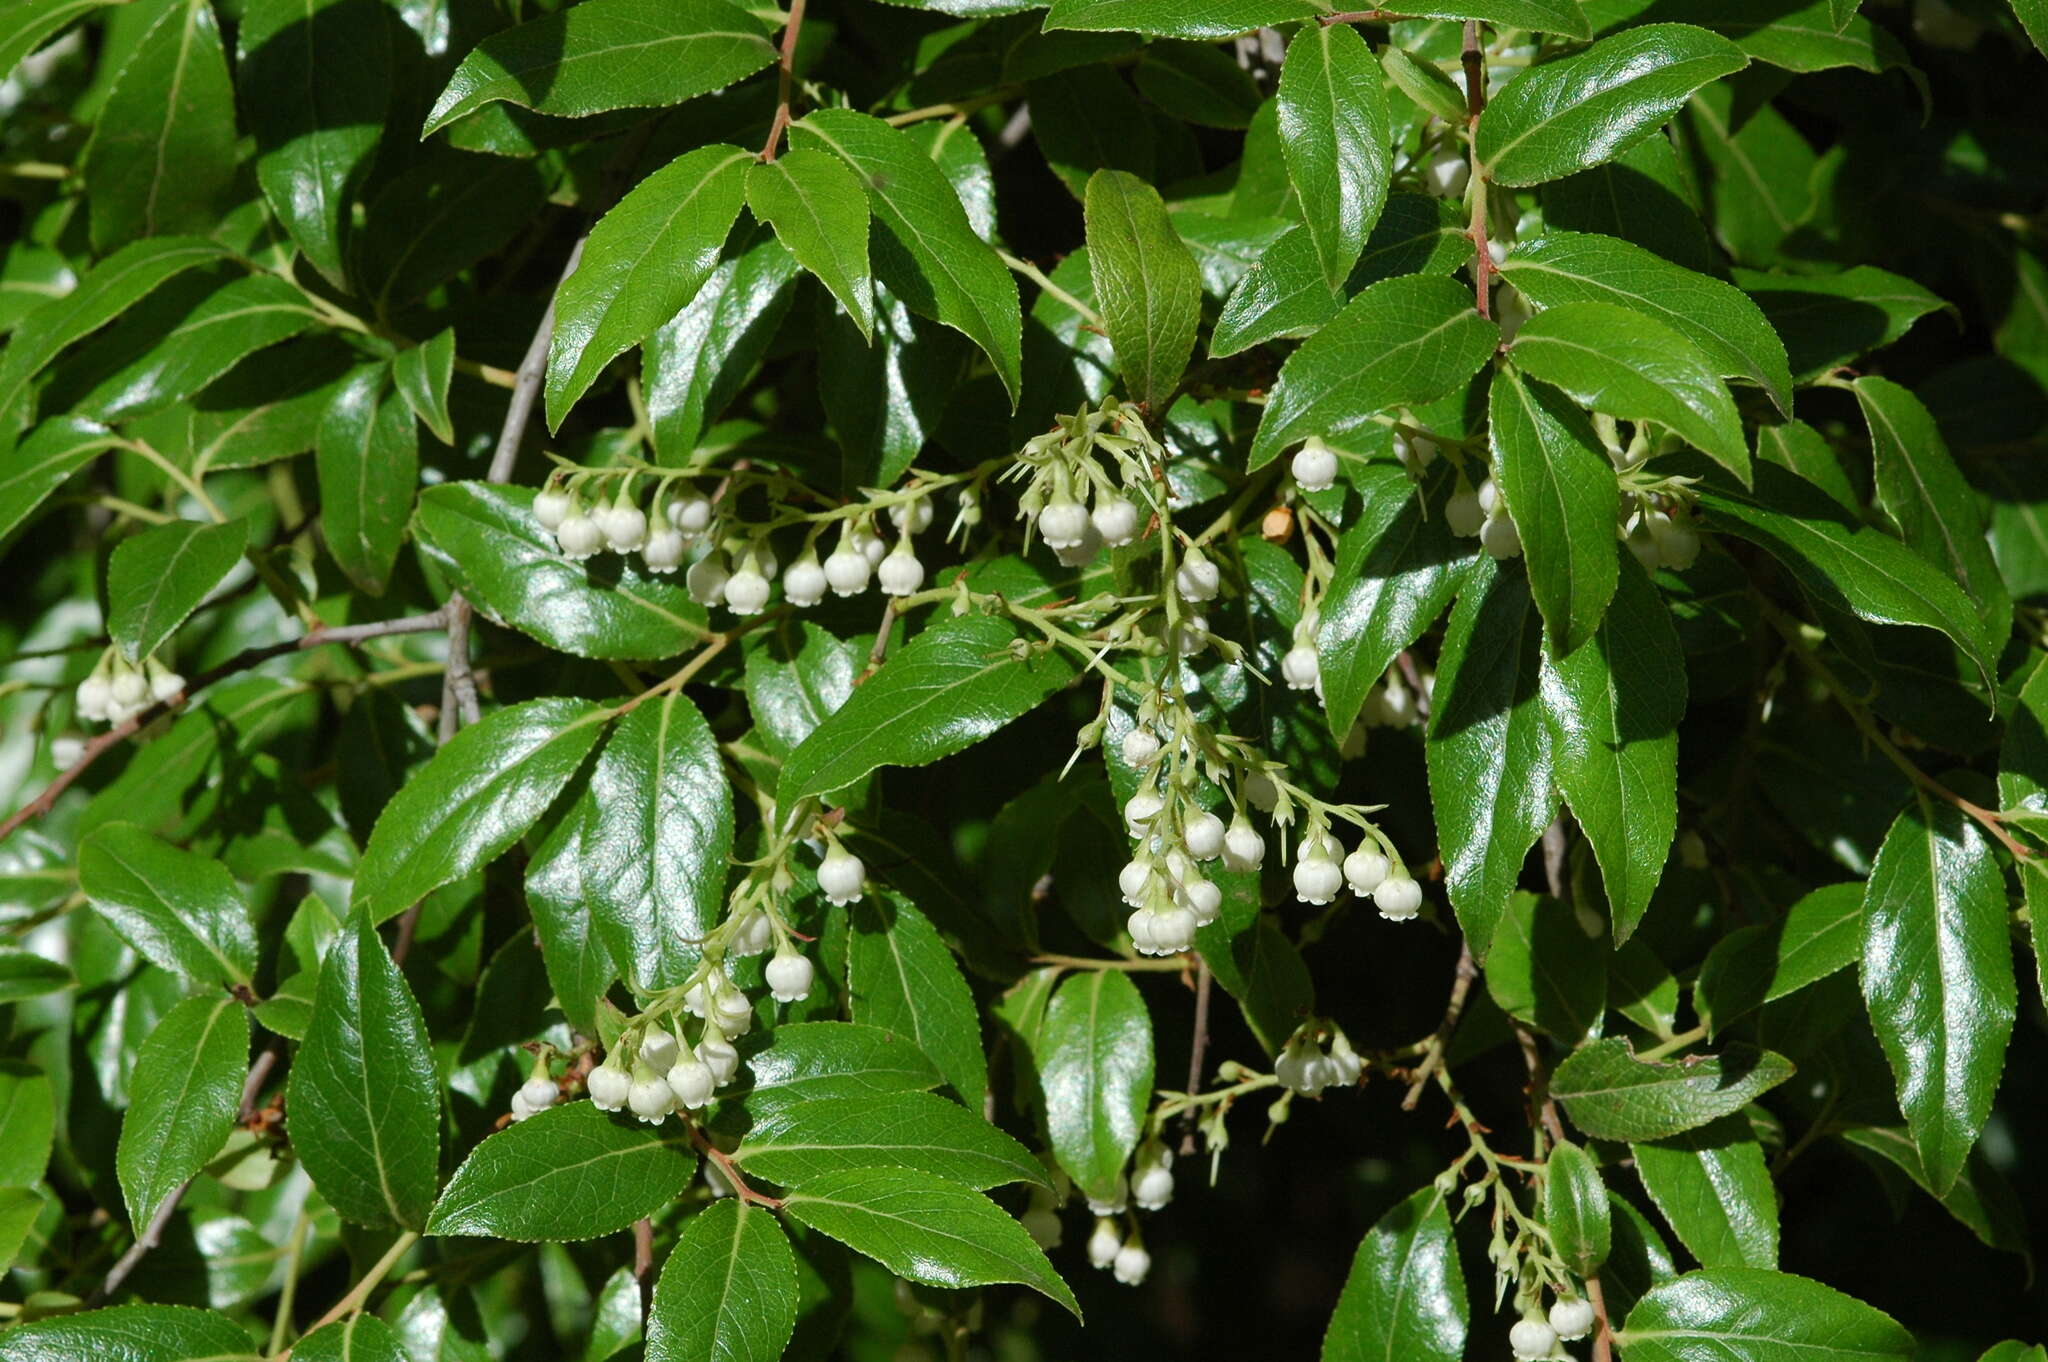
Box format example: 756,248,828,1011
74,648,182,727
1509,1293,1597,1358
1273,1024,1365,1098
508,1058,559,1123
1008,397,1156,569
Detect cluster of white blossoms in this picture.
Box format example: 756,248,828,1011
531,466,960,614
1008,398,1153,569
1292,822,1423,918
1624,500,1702,572
1274,1025,1365,1098
1085,1217,1153,1287
1510,1294,1598,1358
1445,471,1524,562
74,648,182,727
508,1059,560,1123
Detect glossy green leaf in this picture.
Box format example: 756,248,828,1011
575,693,731,993
1861,790,2015,1196
547,144,752,428
780,614,1079,804
1279,23,1390,289
1500,231,1791,414
0,1187,41,1274
393,327,456,445
645,231,800,464
792,109,1023,405
0,416,125,548
81,0,238,250
1837,1125,2030,1258
1691,462,1997,690
2014,0,2048,55
118,995,248,1228
352,697,611,925
0,0,127,78
1320,1186,1465,1362
1618,1268,1914,1361
1694,883,1863,1035
818,277,963,493
295,1315,406,1362
1083,169,1201,410
0,947,72,1004
1034,967,1151,1203
0,1067,55,1188
1380,44,1469,122
1248,273,1498,469
238,0,392,287
1485,893,1607,1043
1042,0,1320,39
1550,1038,1794,1141
106,516,247,663
744,622,859,758
1489,365,1621,656
423,0,775,133
1633,1115,1779,1269
1855,376,2010,649
428,1101,696,1241
781,1167,1079,1317
317,369,417,597
1426,561,1555,958
68,274,319,423
747,149,874,342
413,482,709,660
0,1304,254,1362
289,909,439,1229
646,1200,798,1362
78,823,257,985
1539,556,1683,940
1542,130,1717,275
848,895,987,1113
720,1021,943,1115
1509,301,1750,479
1733,266,1948,382
1134,42,1263,128
1543,1140,1612,1277
1476,24,1747,186
734,1090,1044,1190
1317,461,1475,738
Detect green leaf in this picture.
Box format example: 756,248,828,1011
1083,169,1202,410
747,149,875,342
1033,968,1152,1204
1500,231,1791,414
0,0,126,78
352,697,611,925
106,516,247,663
1489,366,1621,656
0,1304,254,1362
1694,883,1863,1035
792,109,1023,405
1618,1268,1914,1361
1407,1,1590,34
0,416,126,548
1539,556,1684,940
413,483,709,660
0,946,72,1004
2002,650,2048,816
1380,44,1469,123
393,327,456,445
0,1066,55,1187
1508,300,1750,480
428,1101,697,1241
81,0,238,250
290,909,440,1229
781,1167,1079,1317
295,1315,407,1362
1248,273,1498,470
0,237,229,439
780,614,1078,804
1485,892,1606,1043
1690,462,1998,690
1836,1125,2030,1258
1320,1185,1466,1362
744,622,859,758
1733,267,1948,382
547,144,753,429
1632,1115,1779,1269
1543,1140,1612,1277
238,0,392,288
1854,376,2010,649
1678,89,1817,267
1861,790,2015,1196
1426,560,1556,959
734,1090,1045,1190
1278,23,1391,289
818,278,964,493
117,995,248,1228
1550,1038,1795,1142
848,896,987,1113
1134,42,1264,128
646,1200,798,1362
2014,0,2048,55
423,0,775,133
720,1021,942,1115
1542,131,1717,275
68,274,320,424
78,823,257,986
317,369,418,597
1317,461,1475,738
573,692,732,994
645,231,800,463
1476,24,1747,186
1042,0,1321,39
0,1187,42,1274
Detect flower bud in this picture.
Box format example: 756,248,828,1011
1281,643,1320,692
1445,483,1484,537
1510,1318,1558,1360
1021,1207,1062,1249
642,528,686,573
1293,839,1344,906
604,495,648,552
1223,817,1265,871
76,674,112,722
1373,874,1424,921
877,538,924,596
1549,1297,1596,1342
1343,848,1390,896
1119,858,1154,906
1179,876,1221,925
1087,1218,1122,1269
110,667,148,708
723,555,773,615
519,1075,558,1111
638,1028,680,1073
1174,549,1220,603
711,983,755,1036
533,487,572,531
697,1031,739,1086
1480,509,1523,560
671,493,714,537
1291,436,1338,491
588,1056,631,1111
766,949,814,1003
1120,727,1161,766
1183,810,1226,861
818,844,866,906
1477,477,1501,516
1092,496,1140,547
1427,147,1470,200
824,541,872,596
889,495,934,535
730,907,774,956
1124,789,1164,836
1112,1242,1151,1285
783,553,828,607
666,1055,716,1109
627,1063,674,1123
686,551,730,605
1038,498,1090,550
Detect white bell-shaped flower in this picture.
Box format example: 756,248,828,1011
1291,436,1339,491
766,949,814,1003
818,844,866,905
877,537,924,596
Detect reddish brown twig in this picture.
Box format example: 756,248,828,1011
759,0,809,162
